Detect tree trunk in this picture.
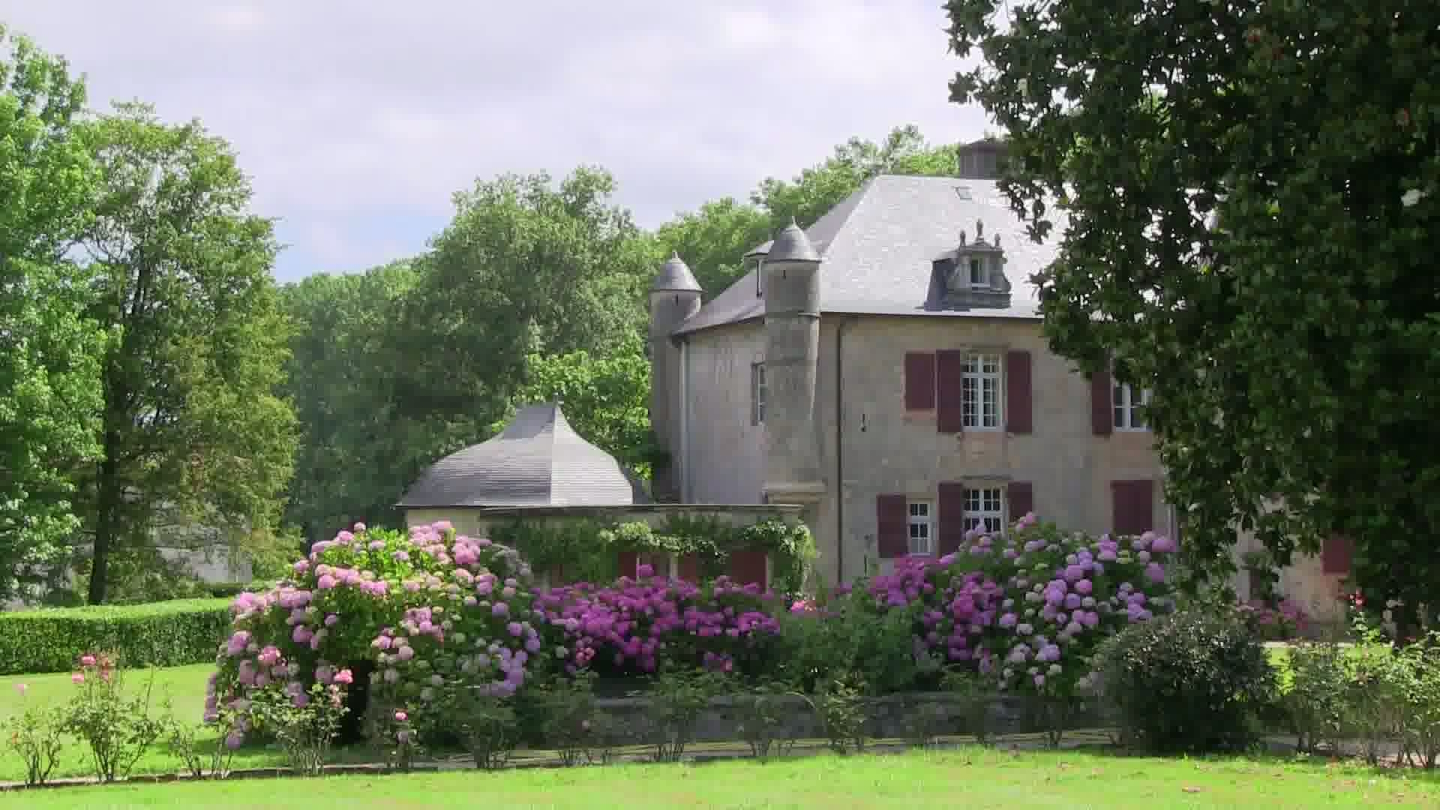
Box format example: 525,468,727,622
87,426,121,605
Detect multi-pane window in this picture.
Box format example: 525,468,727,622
1113,382,1151,430
750,362,767,425
907,501,933,556
961,353,1001,429
964,488,1004,535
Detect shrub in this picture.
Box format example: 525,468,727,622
1276,641,1348,753
533,564,784,679
0,598,231,675
3,685,65,786
211,522,547,750
647,668,726,763
1398,634,1440,769
248,680,349,776
59,652,168,782
736,679,798,761
1093,608,1276,754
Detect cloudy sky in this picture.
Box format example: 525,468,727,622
1,2,990,282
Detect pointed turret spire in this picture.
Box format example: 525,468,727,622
767,218,821,263
650,252,702,293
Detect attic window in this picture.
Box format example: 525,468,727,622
755,258,764,298
968,258,986,287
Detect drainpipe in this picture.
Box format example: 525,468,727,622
834,316,854,587
679,336,691,502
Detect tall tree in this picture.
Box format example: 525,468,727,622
0,28,106,600
946,0,1440,619
395,166,658,429
281,260,419,540
77,102,297,603
490,334,657,479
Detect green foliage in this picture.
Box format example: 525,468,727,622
76,100,297,604
940,668,992,745
946,0,1440,609
735,679,798,761
441,691,519,771
646,668,725,763
776,600,932,696
166,710,237,780
494,516,815,593
1094,609,1276,754
249,681,349,776
0,27,108,602
59,652,167,782
490,335,660,479
0,598,231,675
806,673,870,755
531,670,599,767
279,260,422,539
1397,635,1440,769
1275,642,1349,754
3,694,66,786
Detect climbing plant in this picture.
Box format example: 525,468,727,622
488,516,816,594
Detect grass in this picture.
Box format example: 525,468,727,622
0,748,1438,809
0,663,334,783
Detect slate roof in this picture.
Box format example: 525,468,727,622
651,252,702,293
674,175,1063,336
396,403,650,509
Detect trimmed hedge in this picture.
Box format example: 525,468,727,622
0,598,232,675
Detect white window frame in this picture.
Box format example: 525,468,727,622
750,362,767,426
961,352,1002,430
963,487,1005,536
907,500,933,556
1113,382,1151,431
968,256,986,287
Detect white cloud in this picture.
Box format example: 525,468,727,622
0,0,991,279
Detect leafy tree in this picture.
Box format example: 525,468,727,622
654,197,769,297
76,102,297,603
280,261,423,540
490,334,658,479
0,28,107,600
753,125,962,230
393,166,658,435
946,0,1440,621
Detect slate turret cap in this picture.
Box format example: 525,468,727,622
767,218,821,263
650,252,702,293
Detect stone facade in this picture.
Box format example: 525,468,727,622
646,170,1344,615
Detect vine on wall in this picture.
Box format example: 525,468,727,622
488,516,817,594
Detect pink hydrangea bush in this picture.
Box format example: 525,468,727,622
533,564,784,677
209,521,550,745
832,513,1178,699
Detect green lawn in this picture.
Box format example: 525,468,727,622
0,664,324,783
1,748,1437,809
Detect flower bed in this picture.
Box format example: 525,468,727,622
202,512,1179,758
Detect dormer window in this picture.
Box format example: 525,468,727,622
933,220,1012,310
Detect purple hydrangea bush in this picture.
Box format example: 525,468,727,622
835,513,1179,700
533,565,784,678
208,521,549,746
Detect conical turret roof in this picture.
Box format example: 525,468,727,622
651,252,702,293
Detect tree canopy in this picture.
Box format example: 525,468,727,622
946,0,1440,616
0,28,106,600
76,102,297,603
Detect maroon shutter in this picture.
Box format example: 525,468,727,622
938,482,967,555
904,352,936,410
1091,368,1113,436
1005,350,1033,434
1007,481,1034,524
678,554,700,583
1111,480,1155,536
1321,535,1354,575
728,550,768,589
617,551,640,580
877,494,908,559
936,349,965,433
